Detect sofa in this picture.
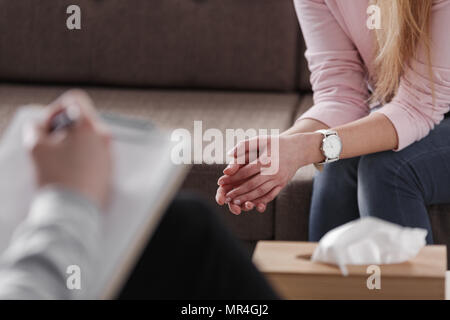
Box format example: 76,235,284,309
0,0,448,267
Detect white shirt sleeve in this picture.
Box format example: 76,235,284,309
0,186,100,300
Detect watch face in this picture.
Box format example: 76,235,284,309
322,135,342,159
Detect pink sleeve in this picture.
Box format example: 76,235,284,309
294,0,371,127
375,0,450,150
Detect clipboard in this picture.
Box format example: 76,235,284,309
0,106,190,299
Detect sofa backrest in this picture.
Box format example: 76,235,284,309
0,0,310,92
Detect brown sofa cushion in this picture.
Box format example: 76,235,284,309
297,50,311,92
274,165,315,241
0,84,298,131
294,93,314,121
0,0,302,92
182,164,276,241
429,205,450,268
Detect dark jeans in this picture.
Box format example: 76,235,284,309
309,116,450,244
119,193,277,300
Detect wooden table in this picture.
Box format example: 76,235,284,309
253,241,447,300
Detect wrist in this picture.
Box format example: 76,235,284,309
291,132,325,166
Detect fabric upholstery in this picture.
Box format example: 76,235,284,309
274,165,315,241
0,0,302,92
298,51,311,91
0,84,298,132
429,205,450,268
182,164,275,241
294,93,314,120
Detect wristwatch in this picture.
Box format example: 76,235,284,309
315,129,342,164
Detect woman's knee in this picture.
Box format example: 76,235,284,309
358,150,419,195
359,150,392,176
313,157,360,192
357,150,434,243
357,151,419,219
309,157,361,239
358,152,398,197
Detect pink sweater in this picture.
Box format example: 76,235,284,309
294,0,450,150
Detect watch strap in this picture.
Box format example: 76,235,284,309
316,129,340,165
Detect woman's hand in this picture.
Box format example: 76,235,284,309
28,90,112,209
215,173,269,215
216,133,323,214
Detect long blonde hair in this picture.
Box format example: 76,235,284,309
372,0,433,104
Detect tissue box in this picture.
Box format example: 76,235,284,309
252,241,447,300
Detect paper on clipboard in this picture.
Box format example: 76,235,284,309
0,106,189,299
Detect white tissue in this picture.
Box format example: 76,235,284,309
311,217,427,276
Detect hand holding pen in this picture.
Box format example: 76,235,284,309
27,90,113,209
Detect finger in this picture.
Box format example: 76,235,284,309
41,91,93,133
58,90,100,130
61,90,96,116
215,188,225,206
254,186,283,205
23,120,48,151
216,183,240,205
230,180,278,206
39,102,68,133
219,161,262,186
222,163,243,176
228,202,242,215
253,186,283,213
256,203,266,213
217,171,251,187
216,185,231,205
225,174,269,200
28,99,78,147
215,187,226,205
242,201,255,212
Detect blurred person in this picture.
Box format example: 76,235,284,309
0,91,276,299
0,91,111,299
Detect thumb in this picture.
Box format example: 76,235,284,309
23,117,49,151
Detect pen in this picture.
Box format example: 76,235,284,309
47,107,155,143
48,105,80,133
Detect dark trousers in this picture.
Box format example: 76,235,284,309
119,193,277,299
309,116,450,244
